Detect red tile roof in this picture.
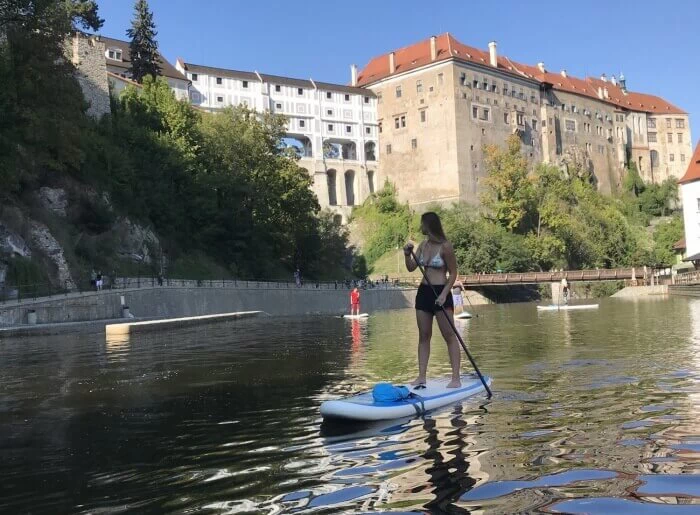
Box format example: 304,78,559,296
357,33,686,115
679,144,700,184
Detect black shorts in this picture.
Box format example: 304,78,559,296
415,284,454,314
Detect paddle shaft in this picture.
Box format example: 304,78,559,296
410,250,492,397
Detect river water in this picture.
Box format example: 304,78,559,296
1,297,699,513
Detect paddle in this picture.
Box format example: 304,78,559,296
410,249,493,397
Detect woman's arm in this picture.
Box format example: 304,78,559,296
404,241,421,272
436,242,458,305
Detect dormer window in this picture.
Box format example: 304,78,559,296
106,48,122,61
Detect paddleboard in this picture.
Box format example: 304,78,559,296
343,313,369,319
320,374,492,421
537,304,599,311
455,312,472,319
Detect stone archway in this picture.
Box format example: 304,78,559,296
345,170,355,206
327,169,337,206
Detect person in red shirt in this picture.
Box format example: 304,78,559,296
350,287,360,316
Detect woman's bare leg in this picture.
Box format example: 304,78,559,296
436,309,461,388
412,310,433,385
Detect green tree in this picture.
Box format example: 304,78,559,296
481,135,535,233
126,0,160,83
652,216,684,266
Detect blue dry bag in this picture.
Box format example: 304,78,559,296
372,383,411,402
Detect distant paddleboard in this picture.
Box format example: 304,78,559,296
455,312,472,319
537,304,599,311
342,313,369,319
320,374,492,421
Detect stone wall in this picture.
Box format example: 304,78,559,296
0,286,416,326
68,33,111,119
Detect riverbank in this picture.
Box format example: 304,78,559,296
0,285,417,327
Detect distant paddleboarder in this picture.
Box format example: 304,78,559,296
403,212,462,389
350,287,361,316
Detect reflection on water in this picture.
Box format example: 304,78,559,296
0,298,699,513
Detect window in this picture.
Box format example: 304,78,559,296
394,117,400,129
107,49,122,60
191,73,198,81
668,133,673,143
681,154,686,162
386,144,392,154
666,118,672,128
438,73,444,86
678,133,683,143
473,79,480,88
565,119,576,132
504,113,510,124
344,94,350,102
459,73,466,86
378,121,382,133
416,79,423,93
571,104,576,113
216,96,224,103
346,125,352,133
326,91,332,99
327,109,333,116
396,85,402,98
364,96,370,104
503,84,509,96
516,113,524,126
275,85,281,92
401,115,406,128
377,92,382,103
366,127,371,134
242,80,248,88
532,119,538,131
275,102,282,109
298,88,304,95
216,77,222,85
648,118,656,128
411,138,417,150
480,108,490,121
648,132,657,142
328,124,334,132
472,106,478,119
676,119,685,128
420,110,426,123
299,120,305,128
670,153,675,161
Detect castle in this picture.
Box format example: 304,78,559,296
70,32,692,217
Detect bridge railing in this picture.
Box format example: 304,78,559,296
673,271,700,285
458,268,644,285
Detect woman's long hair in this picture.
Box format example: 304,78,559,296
421,212,447,242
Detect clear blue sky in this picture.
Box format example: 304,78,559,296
98,0,699,144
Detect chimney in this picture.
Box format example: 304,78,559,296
560,69,567,78
600,73,607,83
488,41,498,68
597,86,603,99
389,52,396,74
350,64,358,86
603,87,609,99
611,75,617,86
537,62,546,73
430,36,437,61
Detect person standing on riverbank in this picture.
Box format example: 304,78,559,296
350,287,361,316
403,212,461,389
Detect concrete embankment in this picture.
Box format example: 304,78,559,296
0,286,416,327
668,284,700,297
612,285,668,298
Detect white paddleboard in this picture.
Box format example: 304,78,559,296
537,304,599,311
320,374,492,421
343,313,369,319
455,312,472,319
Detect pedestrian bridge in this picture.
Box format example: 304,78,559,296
458,268,647,287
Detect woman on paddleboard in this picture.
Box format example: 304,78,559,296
403,212,461,388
